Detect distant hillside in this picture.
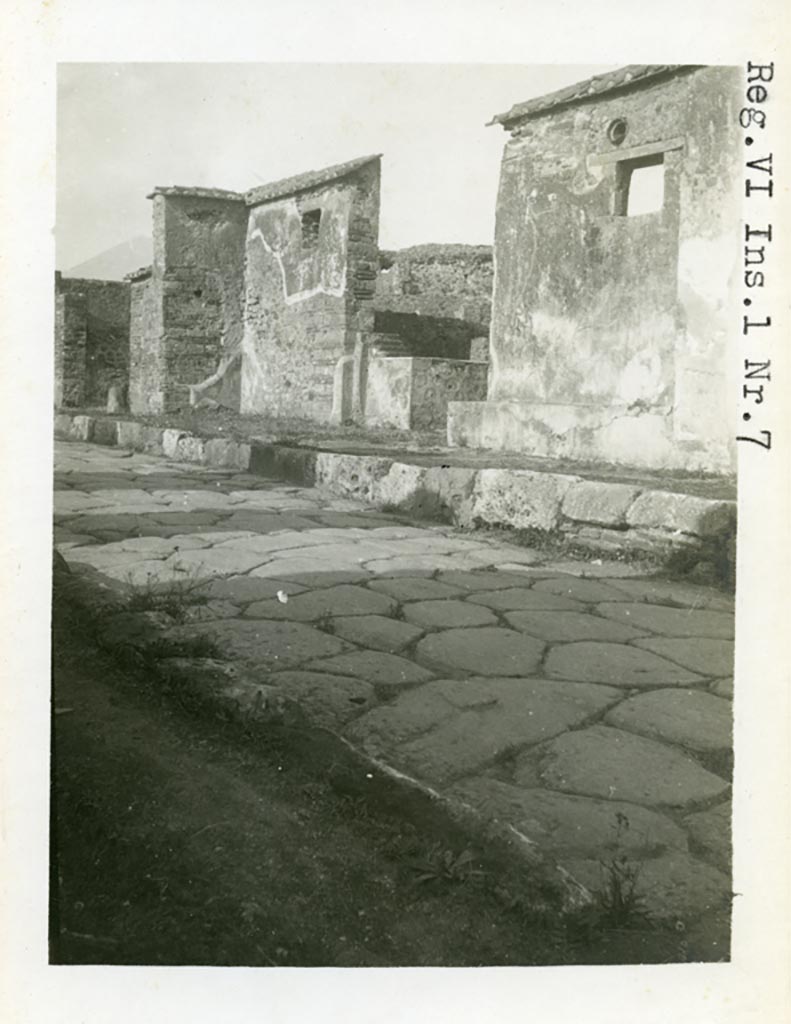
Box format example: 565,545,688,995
62,236,153,281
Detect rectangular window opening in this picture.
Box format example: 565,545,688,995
614,154,665,217
301,209,322,251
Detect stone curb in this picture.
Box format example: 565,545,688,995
53,412,736,561
57,564,588,916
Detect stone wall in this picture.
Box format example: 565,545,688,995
128,189,249,414
128,270,164,414
449,66,742,473
241,159,380,422
54,273,130,408
374,245,492,360
365,356,488,431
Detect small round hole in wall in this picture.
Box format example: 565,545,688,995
194,289,203,298
607,118,628,146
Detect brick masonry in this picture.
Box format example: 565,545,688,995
54,273,130,407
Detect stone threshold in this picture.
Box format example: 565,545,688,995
54,412,737,568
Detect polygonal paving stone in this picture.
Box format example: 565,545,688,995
101,559,199,586
355,678,619,786
467,588,583,612
605,689,732,752
330,615,424,653
435,571,536,592
165,547,271,577
684,803,731,872
250,555,374,579
454,546,542,568
367,526,446,539
709,678,733,699
633,638,734,678
67,513,177,535
545,642,705,688
364,554,489,575
266,671,377,730
367,576,464,602
305,650,433,689
53,492,114,513
65,545,169,569
215,531,329,554
243,584,396,621
531,577,634,604
416,627,545,677
344,684,457,747
560,851,730,922
504,610,647,643
265,570,372,588
221,512,319,533
403,600,498,630
54,533,95,550
595,602,734,639
200,576,307,604
164,618,350,669
148,489,241,511
540,560,649,578
534,725,729,806
148,511,225,528
176,599,241,623
604,577,734,612
447,777,688,856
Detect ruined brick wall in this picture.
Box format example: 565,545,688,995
452,65,741,472
374,245,492,360
54,280,87,407
127,191,248,414
54,274,130,408
129,271,164,414
241,160,380,422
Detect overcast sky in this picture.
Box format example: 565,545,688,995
57,63,614,272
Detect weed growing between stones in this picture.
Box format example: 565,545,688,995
406,843,487,886
594,813,647,928
122,568,210,623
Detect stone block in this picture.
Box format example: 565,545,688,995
69,415,95,442
141,426,166,454
249,443,317,486
204,438,252,471
116,420,146,450
422,465,479,522
626,490,736,538
176,435,206,463
468,469,581,532
54,413,73,439
314,453,393,501
561,481,643,527
92,418,118,446
372,462,427,509
162,428,190,458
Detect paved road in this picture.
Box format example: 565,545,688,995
54,439,734,938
